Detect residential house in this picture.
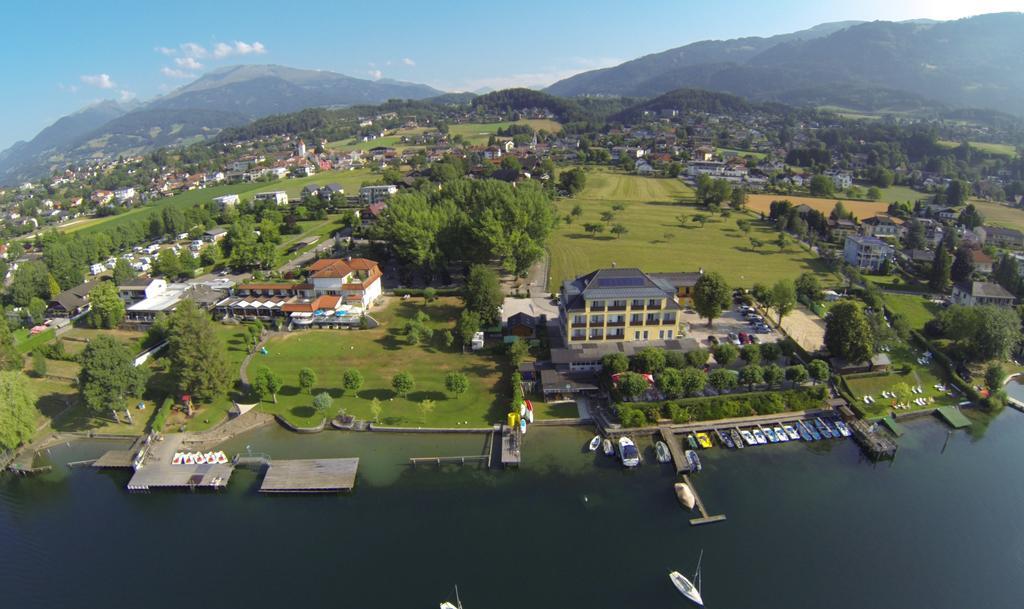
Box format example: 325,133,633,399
937,207,959,221
213,194,240,210
319,183,344,200
302,184,321,199
253,191,289,206
118,278,168,305
506,312,538,338
968,249,994,275
829,218,858,241
113,187,136,203
204,227,228,242
47,280,100,318
951,281,1015,307
980,225,1024,249
361,202,387,226
359,184,397,205
843,235,895,271
861,215,904,239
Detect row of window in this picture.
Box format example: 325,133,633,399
587,298,664,309
572,314,677,325
570,329,675,341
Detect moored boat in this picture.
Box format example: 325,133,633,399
687,434,699,449
821,418,839,438
730,429,744,449
619,436,640,467
834,420,851,437
685,449,702,472
752,429,767,444
674,482,696,510
588,435,601,451
655,441,672,463
815,418,833,439
695,432,713,449
715,429,734,449
797,421,813,441
763,427,778,443
740,429,757,446
773,426,788,442
783,424,799,441
807,421,822,441
669,550,705,606
603,438,614,456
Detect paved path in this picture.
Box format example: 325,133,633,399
238,334,273,390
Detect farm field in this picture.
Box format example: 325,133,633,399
239,298,506,428
716,148,766,160
969,199,1024,231
746,194,889,220
64,168,374,237
548,169,836,288
448,119,562,145
938,139,1018,158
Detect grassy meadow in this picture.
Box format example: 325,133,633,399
937,140,1018,158
548,169,835,288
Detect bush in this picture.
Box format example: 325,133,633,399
614,386,827,425
151,397,174,433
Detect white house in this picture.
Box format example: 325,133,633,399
359,184,398,205
253,191,289,206
114,187,136,202
306,257,383,309
213,194,240,209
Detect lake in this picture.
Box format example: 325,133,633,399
2,411,1023,609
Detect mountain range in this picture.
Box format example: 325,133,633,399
0,65,442,185
547,13,1024,116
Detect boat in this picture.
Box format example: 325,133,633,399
763,427,778,443
729,429,744,449
588,435,602,451
520,419,527,435
440,585,463,609
674,482,696,510
655,441,672,463
821,418,839,438
783,424,799,441
815,418,833,439
524,399,533,412
524,409,534,423
773,426,788,442
695,432,713,449
752,429,767,444
716,429,734,449
519,402,526,417
669,550,705,606
796,421,813,442
172,452,183,465
807,421,822,441
686,434,699,449
602,438,614,456
834,420,851,437
619,436,641,467
685,449,702,472
740,429,757,447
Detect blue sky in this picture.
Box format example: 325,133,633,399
0,0,1020,151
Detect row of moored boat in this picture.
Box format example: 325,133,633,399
690,417,851,450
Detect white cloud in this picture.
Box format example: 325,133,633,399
175,56,203,70
118,89,136,103
212,40,266,59
80,73,116,89
180,42,208,58
402,57,416,66
155,46,176,56
161,67,195,79
367,69,383,80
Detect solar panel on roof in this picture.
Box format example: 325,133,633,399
596,277,645,287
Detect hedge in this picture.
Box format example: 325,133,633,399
615,386,829,427
150,397,174,433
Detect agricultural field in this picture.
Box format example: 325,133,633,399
237,297,506,428
969,199,1024,232
746,194,889,220
549,169,836,288
937,139,1019,158
448,119,562,145
716,148,766,161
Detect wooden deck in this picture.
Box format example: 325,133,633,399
500,425,521,467
92,449,135,469
658,426,688,474
126,435,233,491
259,458,359,493
682,473,727,526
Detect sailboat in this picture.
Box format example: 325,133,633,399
440,585,463,609
669,550,704,606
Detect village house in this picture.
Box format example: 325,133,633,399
213,194,240,210
843,235,895,271
951,281,1015,307
47,280,100,318
968,249,994,275
861,215,904,239
979,225,1024,249
253,191,289,206
359,184,397,205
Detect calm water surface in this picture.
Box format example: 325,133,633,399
2,413,1023,609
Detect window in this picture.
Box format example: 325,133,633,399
589,329,604,340
612,299,627,308
634,331,641,340
648,298,661,307
642,331,649,340
590,314,604,324
632,299,644,307
647,313,660,324
659,330,665,339
590,300,605,309
667,330,673,339
663,314,676,324
630,314,643,324
572,329,585,339
573,315,586,325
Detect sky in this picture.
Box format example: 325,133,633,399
0,0,1021,151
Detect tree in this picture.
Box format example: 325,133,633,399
154,248,182,278
691,214,708,228
508,339,530,367
693,271,731,327
392,372,415,397
985,363,1007,391
112,257,135,285
904,220,926,250
600,211,615,223
771,279,797,323
947,181,970,208
457,310,481,347
632,347,666,374
938,305,1021,362
559,168,587,195
730,187,747,210
785,365,809,385
445,372,469,399
87,281,125,329
824,301,874,364
370,398,383,424
166,300,229,402
0,371,38,451
464,265,503,326
809,174,835,197
712,343,739,366
78,335,150,413
0,319,21,371
951,248,973,283
583,222,605,236
775,232,788,251
298,367,317,394
617,371,649,399
27,297,46,324
440,329,454,351
656,367,684,397
807,359,830,385
740,343,761,365
738,365,764,390
343,369,364,395
312,392,333,417
763,363,785,388
684,348,709,368
8,261,51,306
795,272,822,303
418,398,435,423
610,224,629,239
664,350,687,370
929,247,952,292
760,342,782,363
32,350,47,377
866,187,881,200
252,366,283,403
707,369,736,393
423,287,437,302
602,352,630,374
679,367,707,397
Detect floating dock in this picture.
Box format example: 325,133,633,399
259,458,359,493
935,406,971,429
500,424,521,468
658,426,688,474
683,473,727,526
848,418,898,460
125,435,233,491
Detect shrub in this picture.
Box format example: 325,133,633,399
151,397,173,433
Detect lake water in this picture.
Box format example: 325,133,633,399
3,412,1024,609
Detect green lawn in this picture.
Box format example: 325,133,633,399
14,328,55,354
64,168,374,238
448,119,562,145
874,185,927,204
844,342,957,418
530,401,580,420
716,148,766,161
884,293,943,330
969,199,1024,232
548,168,837,288
938,140,1018,158
241,298,506,428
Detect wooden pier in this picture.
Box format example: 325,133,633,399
409,455,488,466
500,424,521,468
259,458,359,493
658,426,688,474
126,435,233,491
848,418,898,460
684,473,727,526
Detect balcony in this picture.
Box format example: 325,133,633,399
607,304,627,311
571,322,587,328
607,320,626,327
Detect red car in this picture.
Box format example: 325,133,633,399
738,332,749,344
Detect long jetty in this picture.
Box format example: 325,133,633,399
657,427,727,526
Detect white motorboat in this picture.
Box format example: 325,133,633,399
602,438,614,456
655,441,672,463
773,426,788,442
740,429,757,447
619,436,640,467
669,550,704,606
674,482,696,510
588,435,601,451
783,424,799,441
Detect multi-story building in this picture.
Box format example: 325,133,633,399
559,267,683,345
359,184,397,205
843,235,894,271
253,191,289,206
951,281,1015,307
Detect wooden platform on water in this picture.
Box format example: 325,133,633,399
126,435,233,491
682,473,727,526
936,406,971,429
500,424,520,467
658,426,688,474
259,458,359,493
93,450,135,469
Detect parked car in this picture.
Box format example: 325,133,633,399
754,325,770,334
707,335,719,345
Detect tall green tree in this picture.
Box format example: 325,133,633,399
112,257,136,285
0,371,38,451
771,279,797,323
950,248,973,283
0,319,21,371
392,372,415,397
343,369,364,395
87,281,125,329
824,301,874,363
457,309,481,347
78,335,150,413
445,372,469,399
656,367,684,397
929,247,952,292
807,359,831,385
298,367,317,394
166,300,229,401
464,265,504,326
693,271,731,327
678,367,707,397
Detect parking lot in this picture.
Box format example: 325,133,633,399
680,305,782,349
